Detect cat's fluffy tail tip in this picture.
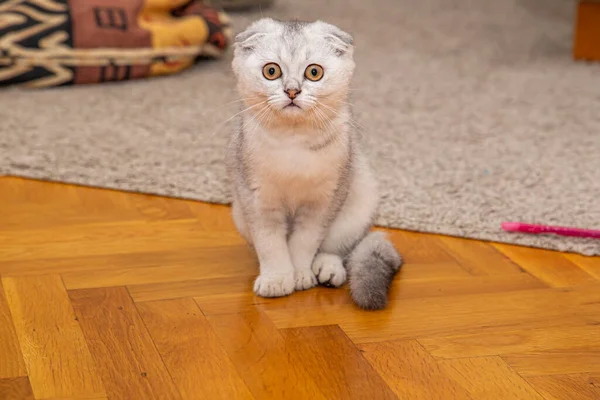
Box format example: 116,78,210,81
347,231,402,311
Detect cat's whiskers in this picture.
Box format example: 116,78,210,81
203,95,265,116
257,106,274,130
312,105,341,148
305,98,327,130
242,103,272,133
225,96,264,106
312,108,328,132
318,101,366,133
313,106,332,133
223,100,267,125
316,94,360,122
244,106,269,130
209,100,268,139
317,106,338,133
308,108,324,131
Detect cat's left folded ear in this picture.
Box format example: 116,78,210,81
313,21,354,57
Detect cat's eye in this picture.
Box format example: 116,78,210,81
262,63,282,80
304,64,324,81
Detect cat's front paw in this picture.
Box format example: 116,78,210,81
294,268,317,291
254,273,295,297
312,253,347,288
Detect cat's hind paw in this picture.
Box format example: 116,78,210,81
312,253,347,288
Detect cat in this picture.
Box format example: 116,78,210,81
226,18,402,310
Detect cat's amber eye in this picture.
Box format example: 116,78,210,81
262,63,282,80
304,64,324,81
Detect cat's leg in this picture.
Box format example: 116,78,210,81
287,206,327,291
245,203,296,298
312,208,373,288
313,165,379,287
231,196,252,245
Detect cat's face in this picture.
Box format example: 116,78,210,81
232,19,355,124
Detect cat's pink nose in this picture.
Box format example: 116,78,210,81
285,89,301,99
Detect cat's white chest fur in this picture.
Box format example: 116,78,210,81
246,126,347,207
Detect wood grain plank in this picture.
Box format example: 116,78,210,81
42,397,108,400
2,275,105,399
493,244,596,287
0,177,193,230
69,287,181,400
420,324,600,359
0,280,27,378
131,263,513,313
384,273,544,301
0,220,243,264
40,396,108,400
129,275,256,303
196,282,350,315
440,356,544,399
503,351,600,376
358,340,472,399
396,261,471,280
0,190,177,232
526,373,600,400
113,192,194,222
0,201,113,232
0,247,250,277
265,285,600,343
196,272,541,317
0,178,80,207
62,245,256,290
136,298,253,400
130,270,540,314
0,377,34,400
259,273,544,313
566,254,600,282
280,325,397,399
437,236,524,276
382,229,457,264
186,202,239,232
196,293,264,315
207,310,327,399
72,187,194,224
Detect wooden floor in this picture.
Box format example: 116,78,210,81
1,177,599,400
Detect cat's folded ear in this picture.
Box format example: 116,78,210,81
234,18,277,53
313,21,354,57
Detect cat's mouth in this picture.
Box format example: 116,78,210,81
284,101,301,109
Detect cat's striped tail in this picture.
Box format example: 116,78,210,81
346,231,403,310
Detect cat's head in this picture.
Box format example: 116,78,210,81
232,18,355,124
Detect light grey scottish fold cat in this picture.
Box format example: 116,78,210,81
227,18,402,310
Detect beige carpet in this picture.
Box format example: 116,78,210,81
1,0,599,256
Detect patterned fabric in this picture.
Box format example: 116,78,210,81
0,0,232,88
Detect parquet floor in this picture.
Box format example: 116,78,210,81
1,176,599,400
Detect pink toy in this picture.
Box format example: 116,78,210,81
501,222,600,239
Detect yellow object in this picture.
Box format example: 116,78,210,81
138,1,210,76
